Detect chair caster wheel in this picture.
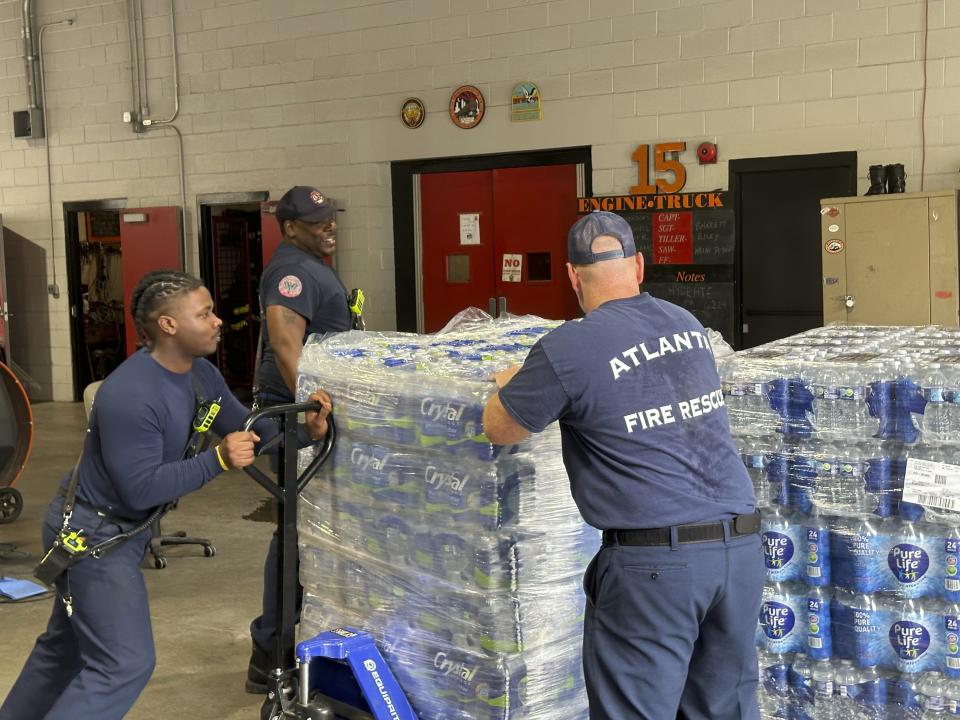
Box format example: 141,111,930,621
154,557,167,569
204,545,216,557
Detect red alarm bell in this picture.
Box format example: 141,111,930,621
696,142,717,165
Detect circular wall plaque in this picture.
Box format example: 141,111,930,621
449,85,485,129
401,97,425,129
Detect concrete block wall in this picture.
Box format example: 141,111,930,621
0,0,957,400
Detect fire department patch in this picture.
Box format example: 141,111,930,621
310,190,324,205
278,275,303,298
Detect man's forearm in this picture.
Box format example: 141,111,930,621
276,346,300,396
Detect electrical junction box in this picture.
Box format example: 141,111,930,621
12,109,44,139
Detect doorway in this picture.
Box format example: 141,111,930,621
392,147,592,333
65,200,127,401
65,201,184,400
730,152,857,348
197,192,269,398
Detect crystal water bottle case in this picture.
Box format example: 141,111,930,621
293,310,599,720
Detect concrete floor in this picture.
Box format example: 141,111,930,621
0,401,275,718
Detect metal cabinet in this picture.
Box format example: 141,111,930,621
820,190,959,326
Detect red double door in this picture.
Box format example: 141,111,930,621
419,164,581,333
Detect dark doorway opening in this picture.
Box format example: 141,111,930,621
197,192,269,400
730,152,857,349
391,147,592,333
64,199,128,402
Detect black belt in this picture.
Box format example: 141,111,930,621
602,512,761,547
56,488,144,526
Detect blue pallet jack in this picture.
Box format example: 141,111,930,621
242,403,417,720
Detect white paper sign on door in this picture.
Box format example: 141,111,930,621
459,213,480,245
502,254,522,282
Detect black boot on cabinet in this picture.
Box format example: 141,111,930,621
885,163,906,193
865,164,886,195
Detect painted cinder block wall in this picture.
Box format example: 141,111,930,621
0,0,956,400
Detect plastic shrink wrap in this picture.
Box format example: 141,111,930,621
723,325,960,719
294,310,599,719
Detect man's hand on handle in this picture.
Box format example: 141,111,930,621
218,431,261,470
305,390,333,440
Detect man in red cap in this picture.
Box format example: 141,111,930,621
246,186,352,692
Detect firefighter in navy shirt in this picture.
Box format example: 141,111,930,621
0,270,332,720
483,212,763,720
247,186,351,692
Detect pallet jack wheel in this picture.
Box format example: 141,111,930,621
0,487,23,524
203,544,216,557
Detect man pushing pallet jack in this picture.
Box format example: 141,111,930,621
241,400,416,720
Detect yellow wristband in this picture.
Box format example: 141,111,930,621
214,444,229,472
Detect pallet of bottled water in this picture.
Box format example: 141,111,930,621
293,310,598,720
719,325,960,719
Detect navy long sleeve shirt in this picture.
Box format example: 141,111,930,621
62,349,277,521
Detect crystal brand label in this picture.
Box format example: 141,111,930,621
763,532,795,569
424,466,470,492
350,447,393,472
890,620,931,660
762,601,796,639
421,398,466,423
888,544,930,584
434,652,478,681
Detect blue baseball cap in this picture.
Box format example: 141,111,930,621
276,186,341,225
567,211,637,265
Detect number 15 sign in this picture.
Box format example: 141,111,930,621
631,142,687,194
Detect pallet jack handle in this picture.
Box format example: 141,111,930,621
241,401,337,720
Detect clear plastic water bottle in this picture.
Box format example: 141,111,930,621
762,505,805,584
945,529,960,604
889,517,939,599
945,674,960,716
790,652,815,720
921,671,948,718
810,659,837,719
863,438,896,518
807,586,833,660
945,600,960,680
758,648,791,718
946,364,960,445
811,440,841,516
836,442,872,515
922,363,952,444
739,435,771,510
805,507,832,587
811,364,843,440
743,363,780,436
833,659,860,717
840,364,878,440
855,664,887,720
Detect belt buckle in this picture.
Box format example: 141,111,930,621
734,512,760,535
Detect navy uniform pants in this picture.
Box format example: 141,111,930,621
582,525,764,720
0,498,154,720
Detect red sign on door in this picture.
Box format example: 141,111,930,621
653,211,693,264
